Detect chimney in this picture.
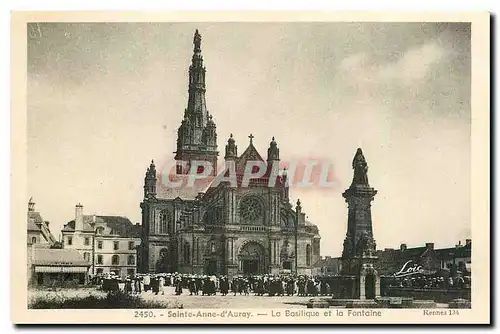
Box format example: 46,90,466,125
28,198,35,212
425,243,434,250
466,239,471,246
75,203,84,231
400,243,407,251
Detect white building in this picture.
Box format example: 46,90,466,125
61,204,141,279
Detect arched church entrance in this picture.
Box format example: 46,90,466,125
155,248,169,273
238,241,265,275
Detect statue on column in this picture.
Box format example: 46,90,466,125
351,148,370,187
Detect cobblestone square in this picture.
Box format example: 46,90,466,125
140,287,311,309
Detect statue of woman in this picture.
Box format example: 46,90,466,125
352,148,369,186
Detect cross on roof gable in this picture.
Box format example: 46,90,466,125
236,140,265,173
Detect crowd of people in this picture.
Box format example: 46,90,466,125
91,271,472,297
92,273,333,297
386,274,471,289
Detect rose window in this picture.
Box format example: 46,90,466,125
239,197,263,223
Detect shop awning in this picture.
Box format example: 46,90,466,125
34,266,89,273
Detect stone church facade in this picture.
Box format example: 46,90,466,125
138,30,321,276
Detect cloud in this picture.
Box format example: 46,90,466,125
379,41,445,86
337,40,446,93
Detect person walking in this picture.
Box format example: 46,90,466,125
159,275,165,295
143,274,151,293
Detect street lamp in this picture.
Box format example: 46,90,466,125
295,199,301,275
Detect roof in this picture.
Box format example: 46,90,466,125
156,174,211,200
305,224,320,235
313,256,340,267
378,243,471,261
62,219,94,232
27,211,57,244
32,247,90,266
435,243,471,259
235,142,265,173
376,246,435,264
63,215,141,237
28,211,44,224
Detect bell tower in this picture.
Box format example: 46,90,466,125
174,29,218,176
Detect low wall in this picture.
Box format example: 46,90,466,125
383,287,471,303
326,276,358,299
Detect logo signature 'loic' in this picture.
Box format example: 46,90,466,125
393,260,425,278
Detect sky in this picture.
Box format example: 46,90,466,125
27,22,471,256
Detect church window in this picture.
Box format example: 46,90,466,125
306,244,311,266
67,237,72,245
204,206,223,225
113,241,119,250
239,196,264,224
31,237,36,244
112,255,119,265
281,209,290,227
168,219,174,234
159,211,170,234
84,237,90,246
97,255,103,264
127,255,135,265
97,240,103,249
183,242,191,264
160,211,172,234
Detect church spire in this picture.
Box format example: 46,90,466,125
193,29,202,53
187,29,207,126
174,30,218,176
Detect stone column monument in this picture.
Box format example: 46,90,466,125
339,148,380,300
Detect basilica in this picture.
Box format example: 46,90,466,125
138,30,321,276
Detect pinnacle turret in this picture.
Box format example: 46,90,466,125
267,136,280,161
225,133,238,160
